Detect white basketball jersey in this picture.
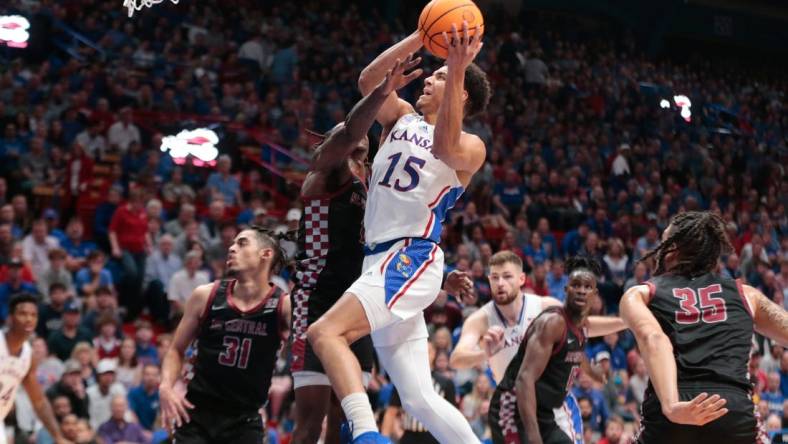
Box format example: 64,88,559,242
482,293,544,383
0,333,31,421
364,114,464,246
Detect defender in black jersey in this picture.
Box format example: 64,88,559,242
620,211,788,444
290,56,423,444
159,227,291,444
489,257,605,444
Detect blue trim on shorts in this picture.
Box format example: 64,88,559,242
364,238,405,256
382,239,436,305
564,392,584,444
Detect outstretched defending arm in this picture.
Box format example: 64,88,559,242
449,308,490,369
745,284,788,346
432,22,486,174
358,32,423,128
620,285,728,426
312,55,423,173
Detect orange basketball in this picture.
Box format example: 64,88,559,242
418,0,484,59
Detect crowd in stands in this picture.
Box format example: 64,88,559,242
0,0,786,443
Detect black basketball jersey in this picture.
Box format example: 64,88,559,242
646,273,753,390
295,179,365,311
498,307,586,413
186,280,284,412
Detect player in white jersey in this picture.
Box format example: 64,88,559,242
1,293,71,444
308,22,491,444
450,251,626,444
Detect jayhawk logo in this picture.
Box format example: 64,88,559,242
395,254,414,277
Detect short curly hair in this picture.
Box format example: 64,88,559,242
463,63,491,118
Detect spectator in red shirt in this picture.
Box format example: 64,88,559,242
109,188,150,321
598,415,626,444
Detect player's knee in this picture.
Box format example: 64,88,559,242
399,387,436,419
306,322,326,348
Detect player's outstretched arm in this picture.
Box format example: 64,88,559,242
449,308,490,369
22,360,72,444
586,316,626,337
745,284,788,346
358,32,422,128
515,313,564,444
313,55,423,173
433,22,486,174
159,283,213,430
620,285,728,426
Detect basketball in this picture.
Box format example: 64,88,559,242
419,0,484,59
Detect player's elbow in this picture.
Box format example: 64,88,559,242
642,331,672,354
358,70,374,94
515,372,534,395
448,351,466,369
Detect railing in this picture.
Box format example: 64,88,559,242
51,19,107,62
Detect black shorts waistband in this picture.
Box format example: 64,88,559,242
186,391,263,416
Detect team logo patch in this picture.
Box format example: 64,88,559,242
395,253,414,277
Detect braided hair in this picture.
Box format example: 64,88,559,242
248,224,297,274
565,255,603,278
639,211,732,277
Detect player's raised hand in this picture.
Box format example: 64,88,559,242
442,20,483,70
481,325,506,358
378,53,423,96
159,385,194,431
662,393,728,426
444,270,474,304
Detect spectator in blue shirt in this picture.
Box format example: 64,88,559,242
546,260,568,301
761,372,784,418
535,217,558,259
0,123,26,160
206,154,241,206
573,373,608,432
493,170,526,217
61,218,97,272
562,222,589,257
522,232,548,268
127,364,160,430
0,259,38,324
135,321,159,366
75,250,114,297
587,208,613,239
588,333,628,372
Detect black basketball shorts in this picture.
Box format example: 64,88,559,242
290,285,375,388
635,384,769,444
489,389,574,444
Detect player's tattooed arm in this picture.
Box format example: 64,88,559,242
748,285,788,346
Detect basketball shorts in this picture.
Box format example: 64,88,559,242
173,403,266,444
635,384,769,444
348,238,444,347
489,389,579,444
290,284,375,388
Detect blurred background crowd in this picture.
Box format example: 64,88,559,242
0,0,786,443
